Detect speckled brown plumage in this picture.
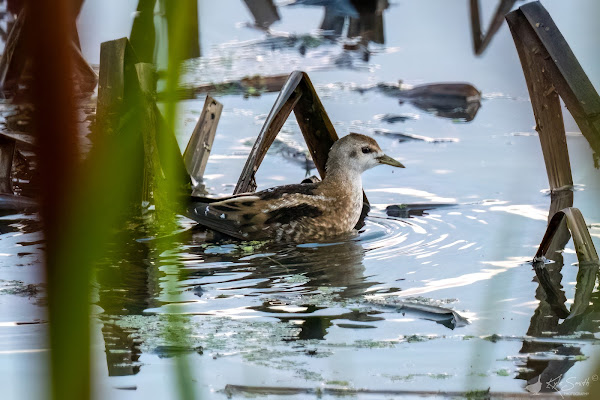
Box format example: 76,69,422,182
188,133,404,242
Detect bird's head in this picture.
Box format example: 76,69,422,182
327,133,405,174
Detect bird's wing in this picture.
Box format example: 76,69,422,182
187,194,262,240
187,183,321,240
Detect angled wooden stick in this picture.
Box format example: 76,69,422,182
506,7,572,192
470,0,517,55
234,71,303,194
234,71,370,225
507,2,600,159
184,96,222,186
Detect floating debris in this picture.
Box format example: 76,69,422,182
385,203,457,218
367,296,469,329
358,82,482,121
374,129,458,144
374,113,418,123
165,74,290,100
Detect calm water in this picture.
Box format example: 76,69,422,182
1,1,600,399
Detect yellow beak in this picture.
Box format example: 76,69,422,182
377,154,405,168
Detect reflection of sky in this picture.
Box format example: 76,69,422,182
78,0,138,63
77,1,600,98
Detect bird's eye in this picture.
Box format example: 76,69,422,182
361,147,371,154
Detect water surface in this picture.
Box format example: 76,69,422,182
1,1,600,399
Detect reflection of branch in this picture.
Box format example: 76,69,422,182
533,208,600,320
506,3,600,391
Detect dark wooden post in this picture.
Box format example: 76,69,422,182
507,2,600,158
242,0,280,29
506,12,572,192
97,39,190,209
0,135,16,194
96,38,142,136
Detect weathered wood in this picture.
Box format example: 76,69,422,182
0,193,37,210
234,72,303,194
136,63,159,206
184,96,222,185
347,1,387,45
0,134,15,193
135,62,191,208
0,3,95,97
506,9,573,192
320,7,345,37
152,104,192,196
71,41,98,94
517,2,600,155
0,130,35,148
242,0,280,29
295,74,370,221
135,62,157,94
0,5,28,96
96,38,141,137
292,72,338,178
97,43,190,210
470,0,517,55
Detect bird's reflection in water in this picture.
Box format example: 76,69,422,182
190,234,378,340
94,225,376,375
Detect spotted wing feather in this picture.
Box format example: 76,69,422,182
187,183,321,240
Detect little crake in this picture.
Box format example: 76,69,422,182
189,133,405,242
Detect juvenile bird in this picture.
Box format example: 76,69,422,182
188,133,405,242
